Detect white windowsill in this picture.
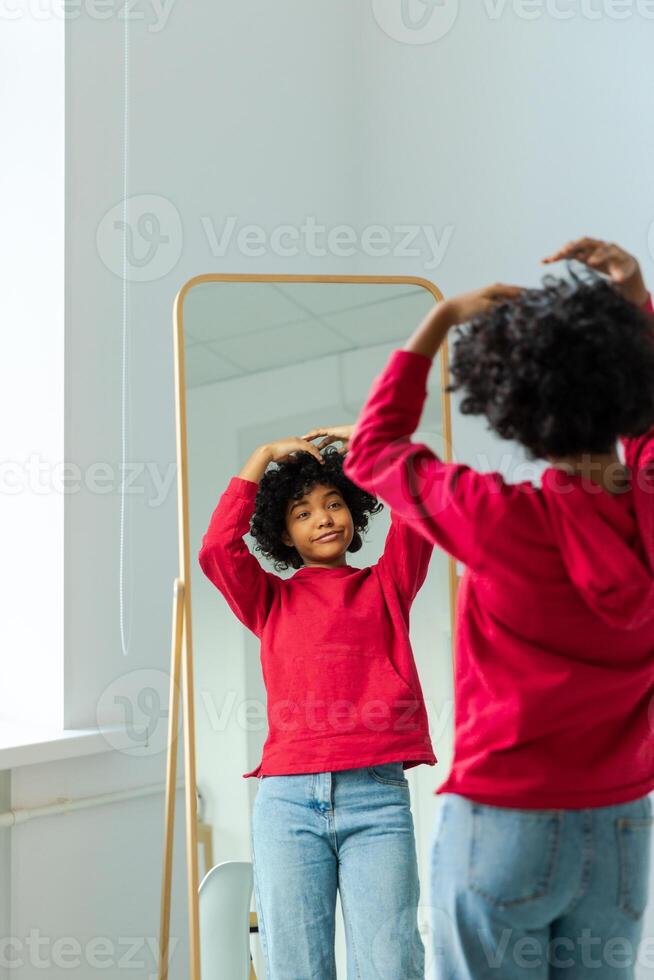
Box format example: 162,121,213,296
0,723,136,770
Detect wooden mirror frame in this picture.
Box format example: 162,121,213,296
159,274,458,980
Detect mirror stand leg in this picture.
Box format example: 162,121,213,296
158,577,185,980
181,575,202,979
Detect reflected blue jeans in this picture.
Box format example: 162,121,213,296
251,762,425,979
429,792,653,980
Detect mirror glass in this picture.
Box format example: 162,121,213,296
183,279,454,975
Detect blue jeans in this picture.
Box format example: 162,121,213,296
250,762,425,979
429,792,653,980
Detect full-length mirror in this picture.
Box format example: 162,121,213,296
167,276,456,980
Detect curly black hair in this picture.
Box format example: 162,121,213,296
446,269,654,460
250,447,383,571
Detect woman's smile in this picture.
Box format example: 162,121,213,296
313,530,342,543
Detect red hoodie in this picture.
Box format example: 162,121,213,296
198,477,437,777
344,294,654,808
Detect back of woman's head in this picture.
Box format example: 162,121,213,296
447,271,654,459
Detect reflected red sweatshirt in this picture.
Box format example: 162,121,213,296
198,477,437,777
344,294,654,809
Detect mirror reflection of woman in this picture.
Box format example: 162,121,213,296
344,239,654,980
198,425,438,978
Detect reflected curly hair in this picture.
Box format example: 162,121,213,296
250,447,383,571
446,270,654,460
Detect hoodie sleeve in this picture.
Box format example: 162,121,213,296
375,507,434,602
198,476,278,637
344,349,504,570
620,292,654,470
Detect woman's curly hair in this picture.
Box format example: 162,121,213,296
446,270,654,460
250,446,383,571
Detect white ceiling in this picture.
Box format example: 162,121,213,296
182,282,438,388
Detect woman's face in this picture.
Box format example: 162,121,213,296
281,483,354,567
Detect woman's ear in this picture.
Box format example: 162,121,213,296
348,530,362,554
281,529,293,548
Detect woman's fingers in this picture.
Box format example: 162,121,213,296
300,427,350,452
297,438,325,464
488,283,524,300
542,236,601,263
300,428,334,445
542,238,639,292
283,437,325,464
585,244,613,268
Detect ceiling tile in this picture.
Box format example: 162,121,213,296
321,290,435,347
212,317,351,373
182,281,309,343
184,344,242,389
275,282,425,316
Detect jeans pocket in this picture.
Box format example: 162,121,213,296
367,762,409,787
468,805,562,909
616,813,653,921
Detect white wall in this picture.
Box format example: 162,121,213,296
0,774,9,980
8,751,188,979
353,4,654,286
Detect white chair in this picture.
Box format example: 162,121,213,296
198,860,255,979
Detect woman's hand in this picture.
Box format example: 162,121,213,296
265,436,326,465
404,283,524,359
440,283,526,327
238,437,325,483
542,237,649,307
300,425,355,455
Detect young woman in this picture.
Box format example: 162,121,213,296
198,429,437,978
343,238,654,979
